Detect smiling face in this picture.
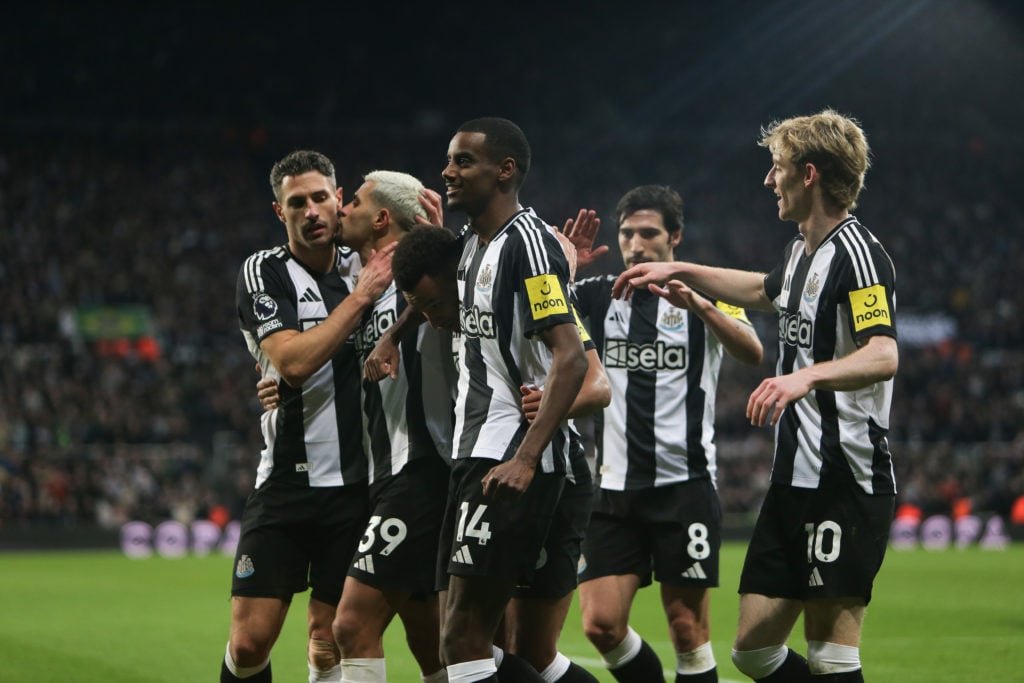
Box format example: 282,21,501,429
764,151,812,224
273,171,341,257
442,131,502,217
617,209,680,268
402,272,460,332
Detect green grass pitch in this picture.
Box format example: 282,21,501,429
1,542,1022,681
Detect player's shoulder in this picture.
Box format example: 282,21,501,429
239,245,291,292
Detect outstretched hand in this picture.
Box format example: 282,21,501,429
562,209,607,270
611,261,680,300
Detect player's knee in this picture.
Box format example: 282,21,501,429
331,609,360,649
806,640,860,675
731,645,789,680
581,613,623,652
667,610,702,650
307,635,339,671
230,634,273,668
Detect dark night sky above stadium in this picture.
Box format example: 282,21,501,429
7,1,1023,139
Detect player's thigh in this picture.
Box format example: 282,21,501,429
230,595,290,649
734,593,803,651
334,575,398,639
802,598,865,646
578,573,642,629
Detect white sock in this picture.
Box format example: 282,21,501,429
309,662,341,682
676,642,716,675
807,641,860,674
540,652,572,682
602,626,643,669
731,645,789,680
447,658,497,682
224,642,270,678
340,657,386,682
422,668,449,683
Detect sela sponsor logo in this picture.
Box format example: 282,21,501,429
604,338,687,371
849,284,891,332
257,319,283,337
779,311,813,349
525,274,569,320
658,308,685,332
460,305,497,339
253,292,278,321
355,308,397,354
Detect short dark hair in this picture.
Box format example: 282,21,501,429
393,226,461,292
457,117,531,188
615,185,684,237
269,150,336,201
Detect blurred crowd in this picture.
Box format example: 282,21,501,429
1,120,1022,535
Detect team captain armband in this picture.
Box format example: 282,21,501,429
525,274,569,321
849,284,892,332
715,301,751,324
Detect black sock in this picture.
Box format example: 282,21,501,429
220,658,272,682
497,652,546,682
811,670,863,682
556,660,601,682
675,667,717,682
758,648,810,682
609,639,664,683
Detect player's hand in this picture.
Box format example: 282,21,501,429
416,188,444,226
481,458,535,501
611,262,679,300
562,208,607,270
648,280,710,313
364,333,400,382
256,375,280,411
354,242,397,301
519,385,542,423
746,372,812,427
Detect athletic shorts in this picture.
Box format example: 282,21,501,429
231,482,369,606
578,477,721,588
738,480,895,603
348,455,450,596
437,458,565,586
513,466,594,600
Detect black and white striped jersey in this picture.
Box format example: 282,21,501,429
453,208,580,477
237,244,366,489
763,216,897,494
353,281,456,485
574,275,750,491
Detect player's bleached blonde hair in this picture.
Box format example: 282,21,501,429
364,170,428,230
758,108,871,211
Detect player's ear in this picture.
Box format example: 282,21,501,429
272,202,285,224
497,157,517,183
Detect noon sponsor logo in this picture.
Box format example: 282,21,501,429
850,284,892,332
604,338,687,371
525,274,569,320
461,306,496,339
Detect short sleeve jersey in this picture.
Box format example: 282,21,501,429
453,208,580,477
574,274,752,491
763,216,897,494
236,244,366,488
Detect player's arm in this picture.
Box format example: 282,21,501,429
262,244,396,387
747,334,898,427
614,261,774,311
363,303,426,382
649,280,764,366
521,347,610,422
482,322,587,500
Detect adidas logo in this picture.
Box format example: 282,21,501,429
451,545,474,565
608,311,626,325
235,554,254,578
299,288,322,303
808,566,824,587
353,555,375,574
682,562,707,580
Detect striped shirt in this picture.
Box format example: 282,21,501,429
353,281,456,485
453,208,579,477
574,274,750,490
763,216,897,494
236,244,365,488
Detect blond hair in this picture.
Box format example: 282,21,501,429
364,170,428,230
759,108,871,210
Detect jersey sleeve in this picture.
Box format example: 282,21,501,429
840,238,897,342
236,252,300,344
512,228,578,338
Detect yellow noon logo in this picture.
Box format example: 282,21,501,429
850,284,891,331
525,274,568,320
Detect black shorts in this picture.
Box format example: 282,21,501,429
348,456,449,596
437,458,565,586
579,477,722,588
231,482,369,606
738,480,895,604
513,466,594,600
